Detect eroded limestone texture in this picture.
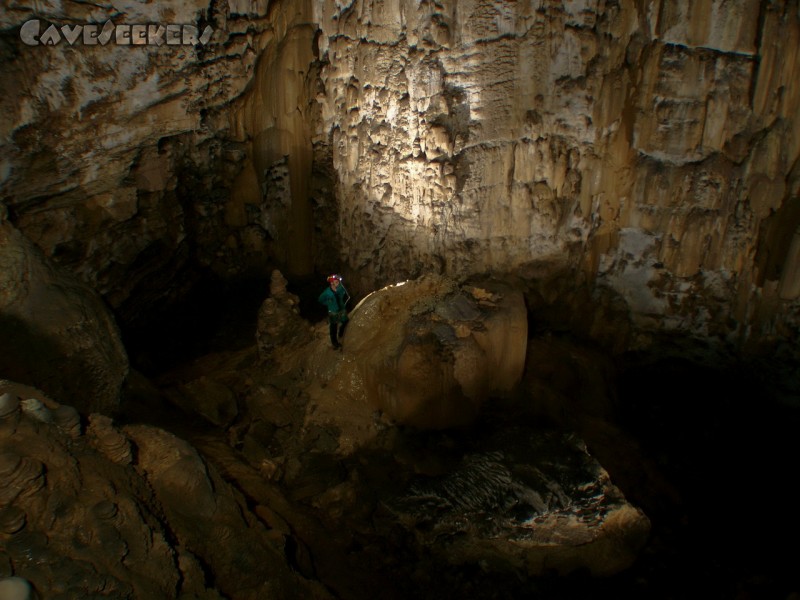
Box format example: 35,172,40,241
3,1,798,357
0,379,329,600
310,0,800,353
0,0,284,314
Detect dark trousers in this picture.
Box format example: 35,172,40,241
328,315,347,347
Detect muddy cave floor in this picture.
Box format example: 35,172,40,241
115,280,800,600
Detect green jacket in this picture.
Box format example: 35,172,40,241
318,284,349,321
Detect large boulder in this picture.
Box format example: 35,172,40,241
345,274,528,429
293,274,527,456
0,221,128,414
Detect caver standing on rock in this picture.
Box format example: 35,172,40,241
318,274,350,349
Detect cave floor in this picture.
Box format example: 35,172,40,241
113,280,800,600
115,335,800,600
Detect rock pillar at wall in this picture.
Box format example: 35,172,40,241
228,0,318,279
312,0,800,350
0,0,322,312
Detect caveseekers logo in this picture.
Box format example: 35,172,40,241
20,19,214,46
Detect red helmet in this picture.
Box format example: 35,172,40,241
327,274,343,283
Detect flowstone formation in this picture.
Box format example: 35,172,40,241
3,1,798,361
312,0,800,354
0,379,329,600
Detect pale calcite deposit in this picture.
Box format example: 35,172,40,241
309,0,800,350
1,0,799,355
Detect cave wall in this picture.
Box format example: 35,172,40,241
312,0,800,351
1,0,799,357
0,0,284,322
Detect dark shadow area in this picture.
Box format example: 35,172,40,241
119,267,350,379
287,272,332,323
120,272,269,377
608,352,800,600
0,314,112,414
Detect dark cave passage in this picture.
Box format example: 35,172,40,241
118,270,344,377
119,273,266,377
611,355,800,599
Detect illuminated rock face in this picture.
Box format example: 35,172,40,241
2,0,799,354
312,0,800,349
0,0,285,313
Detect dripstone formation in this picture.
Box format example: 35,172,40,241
1,1,798,358
1,1,798,599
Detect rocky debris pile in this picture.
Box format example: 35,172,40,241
295,274,528,446
0,379,329,600
64,269,658,599
164,274,649,595
167,273,527,467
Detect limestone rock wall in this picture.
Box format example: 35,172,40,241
313,0,800,350
0,0,282,319
2,0,798,357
